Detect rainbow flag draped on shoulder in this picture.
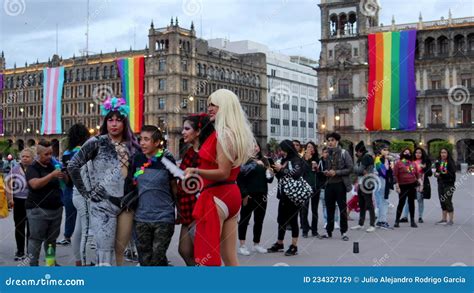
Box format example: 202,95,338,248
365,30,417,131
116,56,145,133
41,67,64,135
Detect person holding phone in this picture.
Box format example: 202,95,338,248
26,140,69,266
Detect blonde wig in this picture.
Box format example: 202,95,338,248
208,89,256,167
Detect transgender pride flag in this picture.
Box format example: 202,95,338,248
41,67,64,135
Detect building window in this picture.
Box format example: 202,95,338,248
271,69,276,77
158,98,165,110
182,79,188,91
329,50,333,58
181,98,188,109
431,105,443,124
336,108,350,127
159,59,166,72
181,59,188,72
438,36,449,55
431,80,441,90
461,76,472,88
353,48,358,57
338,79,350,94
461,104,472,125
198,99,206,112
159,79,166,90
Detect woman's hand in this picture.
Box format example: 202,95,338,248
395,184,401,193
184,168,198,178
273,163,282,172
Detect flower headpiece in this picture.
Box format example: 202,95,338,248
190,113,208,128
100,97,130,117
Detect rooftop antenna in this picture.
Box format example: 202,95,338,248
133,26,136,50
55,23,58,55
200,14,203,38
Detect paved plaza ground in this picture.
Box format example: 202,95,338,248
0,174,472,267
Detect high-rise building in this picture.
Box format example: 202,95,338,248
208,39,318,144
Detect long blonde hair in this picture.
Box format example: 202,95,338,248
208,89,256,167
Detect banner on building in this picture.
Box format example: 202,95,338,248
116,56,145,133
41,67,64,135
365,30,417,131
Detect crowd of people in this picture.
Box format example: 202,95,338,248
1,89,459,266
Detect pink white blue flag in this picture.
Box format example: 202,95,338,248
41,67,64,135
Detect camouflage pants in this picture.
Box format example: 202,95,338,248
135,222,174,266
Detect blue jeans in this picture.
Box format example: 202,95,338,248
374,177,389,223
402,191,424,219
61,187,77,238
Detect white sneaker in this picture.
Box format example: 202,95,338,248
366,226,376,233
335,222,340,230
351,225,363,230
238,245,250,256
252,244,267,254
324,223,327,229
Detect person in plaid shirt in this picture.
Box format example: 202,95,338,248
176,114,214,266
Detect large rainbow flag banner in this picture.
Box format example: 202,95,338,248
365,30,417,131
41,67,64,135
116,56,145,133
0,74,3,135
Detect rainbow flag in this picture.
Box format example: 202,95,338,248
0,74,3,135
365,30,417,131
41,67,64,135
117,56,145,133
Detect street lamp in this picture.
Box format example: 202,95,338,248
89,128,95,135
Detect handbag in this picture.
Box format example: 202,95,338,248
279,161,313,206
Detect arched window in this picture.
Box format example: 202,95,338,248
425,37,435,56
329,14,338,36
437,36,449,55
348,12,357,35
468,33,474,52
454,34,465,53
339,13,347,36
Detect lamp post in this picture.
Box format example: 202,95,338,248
20,107,26,143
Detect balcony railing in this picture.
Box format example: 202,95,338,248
456,123,473,128
427,123,446,128
424,89,448,96
334,125,354,131
332,93,354,100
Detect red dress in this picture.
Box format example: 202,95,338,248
176,147,199,225
192,131,241,266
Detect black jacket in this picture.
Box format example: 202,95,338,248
237,158,273,197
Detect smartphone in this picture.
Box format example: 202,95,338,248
267,157,275,167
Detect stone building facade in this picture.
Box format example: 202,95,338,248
0,18,267,157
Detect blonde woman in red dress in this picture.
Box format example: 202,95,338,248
184,89,255,266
